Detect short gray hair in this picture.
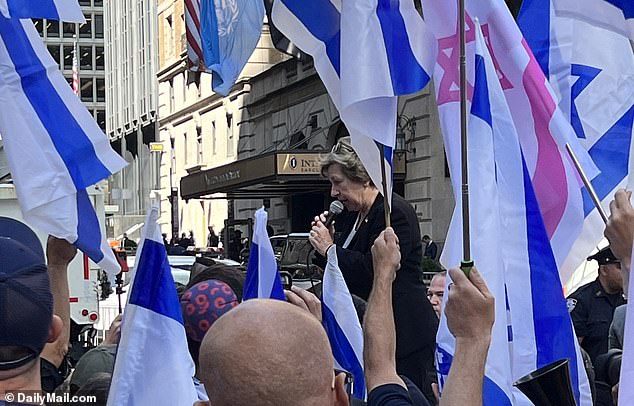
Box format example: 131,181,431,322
320,137,373,185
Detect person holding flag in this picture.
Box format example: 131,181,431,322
309,136,437,400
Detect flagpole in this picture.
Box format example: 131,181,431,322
459,0,473,274
379,146,391,227
565,143,609,224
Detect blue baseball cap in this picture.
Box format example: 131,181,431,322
0,217,52,371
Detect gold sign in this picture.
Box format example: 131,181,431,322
277,153,323,175
149,142,164,152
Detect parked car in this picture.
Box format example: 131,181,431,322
278,233,323,292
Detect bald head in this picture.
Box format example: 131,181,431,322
199,299,335,406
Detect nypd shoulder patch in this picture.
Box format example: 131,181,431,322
567,298,577,312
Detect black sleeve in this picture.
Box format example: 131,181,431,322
335,204,412,300
569,294,589,337
367,384,415,406
40,356,68,393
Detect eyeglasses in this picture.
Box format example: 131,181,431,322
331,142,355,154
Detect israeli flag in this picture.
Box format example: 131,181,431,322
438,23,516,404
552,0,634,41
108,204,198,405
243,207,285,301
321,245,365,400
200,0,265,96
271,0,435,206
0,16,127,275
518,0,634,288
0,0,85,22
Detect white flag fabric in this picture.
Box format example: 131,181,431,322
243,207,285,300
0,16,126,275
0,0,85,22
107,204,198,406
552,0,634,41
438,21,592,405
518,0,634,288
321,244,365,400
272,0,436,206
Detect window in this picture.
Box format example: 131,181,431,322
183,132,188,165
196,126,203,164
33,19,43,36
63,45,74,70
94,0,103,6
96,110,106,132
226,114,234,157
96,78,105,102
165,15,174,56
211,121,217,156
81,78,93,102
95,47,104,70
79,14,92,38
170,137,176,175
80,46,92,70
63,22,75,38
47,45,61,69
94,15,104,39
79,0,91,5
65,76,73,88
168,78,175,113
46,20,59,37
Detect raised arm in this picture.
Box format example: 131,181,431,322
40,236,77,368
364,227,405,391
440,267,494,406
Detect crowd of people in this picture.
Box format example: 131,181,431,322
0,137,632,406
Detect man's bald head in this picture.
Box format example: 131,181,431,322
199,299,335,406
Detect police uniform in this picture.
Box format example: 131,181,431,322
567,247,626,365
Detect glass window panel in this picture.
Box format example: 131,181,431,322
94,14,103,39
63,22,75,38
63,46,74,70
94,0,103,6
79,0,91,6
80,46,92,70
96,78,105,102
33,19,43,36
46,20,59,37
96,110,106,132
79,14,92,38
81,78,93,102
47,45,61,69
95,47,104,70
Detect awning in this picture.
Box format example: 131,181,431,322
180,150,406,200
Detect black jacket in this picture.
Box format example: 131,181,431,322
315,193,438,360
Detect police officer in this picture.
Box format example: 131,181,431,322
568,246,625,365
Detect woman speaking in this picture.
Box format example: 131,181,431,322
310,137,438,399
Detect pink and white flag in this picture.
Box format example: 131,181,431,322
422,0,597,274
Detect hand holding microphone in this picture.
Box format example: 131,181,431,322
309,201,344,256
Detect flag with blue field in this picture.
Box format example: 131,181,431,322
243,207,285,301
107,204,198,405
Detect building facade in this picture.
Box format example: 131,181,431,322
103,0,160,239
34,0,106,132
180,58,454,247
156,0,284,244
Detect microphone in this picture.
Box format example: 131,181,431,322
323,200,344,228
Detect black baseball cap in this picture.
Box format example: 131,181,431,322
587,246,619,266
0,217,52,370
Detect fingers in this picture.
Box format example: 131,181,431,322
467,267,492,297
284,289,309,312
614,189,632,209
285,286,322,322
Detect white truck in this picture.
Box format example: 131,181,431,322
0,184,104,327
